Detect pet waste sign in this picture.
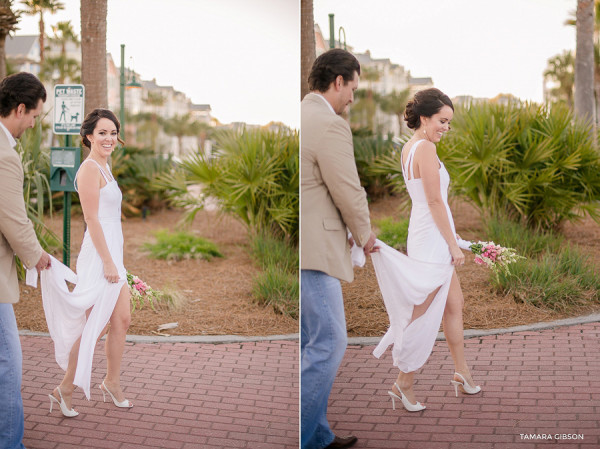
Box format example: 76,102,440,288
53,84,84,135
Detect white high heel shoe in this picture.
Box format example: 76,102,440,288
387,382,426,412
451,372,481,397
48,387,79,417
100,380,133,408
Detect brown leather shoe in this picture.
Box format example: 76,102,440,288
325,435,358,449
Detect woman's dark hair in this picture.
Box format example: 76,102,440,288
308,48,361,93
404,88,454,130
80,108,125,148
0,72,47,117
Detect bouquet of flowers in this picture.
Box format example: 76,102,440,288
126,272,164,311
457,239,524,279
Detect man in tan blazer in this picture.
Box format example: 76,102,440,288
301,49,376,449
0,72,51,449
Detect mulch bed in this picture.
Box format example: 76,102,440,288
15,208,297,337
343,195,600,337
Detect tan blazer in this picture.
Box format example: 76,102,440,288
301,93,371,282
0,128,43,303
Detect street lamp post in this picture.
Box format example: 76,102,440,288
119,44,143,142
120,44,125,140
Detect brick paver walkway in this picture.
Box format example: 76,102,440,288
21,336,299,449
328,323,600,448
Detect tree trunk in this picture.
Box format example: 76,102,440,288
575,0,596,125
80,0,107,158
38,13,44,64
0,33,6,80
300,0,315,100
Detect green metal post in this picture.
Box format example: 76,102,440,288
63,135,72,267
120,44,125,140
329,14,335,49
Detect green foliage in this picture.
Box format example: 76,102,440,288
15,121,60,278
480,218,598,311
483,217,563,259
375,217,409,251
252,265,299,319
251,232,298,273
353,134,403,199
143,229,223,261
436,102,600,230
157,128,299,242
250,233,298,319
110,146,175,216
495,245,600,311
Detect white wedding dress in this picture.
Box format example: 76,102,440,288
27,159,126,399
368,139,456,372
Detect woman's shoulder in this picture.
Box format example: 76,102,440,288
76,160,104,186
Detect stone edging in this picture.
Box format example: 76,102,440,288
18,330,300,344
19,312,600,344
347,312,600,346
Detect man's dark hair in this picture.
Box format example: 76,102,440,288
0,72,47,117
308,48,361,93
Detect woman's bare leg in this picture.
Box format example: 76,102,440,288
103,284,131,403
442,271,476,387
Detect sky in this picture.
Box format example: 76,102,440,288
15,0,299,129
313,0,576,103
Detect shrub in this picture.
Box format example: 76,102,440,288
353,134,401,198
495,245,600,311
251,233,298,274
252,265,299,319
157,128,298,242
110,146,176,217
143,229,223,261
483,217,563,259
375,217,409,251
436,102,600,230
250,233,298,318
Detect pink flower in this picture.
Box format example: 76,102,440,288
474,256,484,265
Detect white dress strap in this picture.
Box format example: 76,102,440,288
74,159,112,192
402,139,424,181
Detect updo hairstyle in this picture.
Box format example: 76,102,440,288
80,108,125,148
404,88,454,130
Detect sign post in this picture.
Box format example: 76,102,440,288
52,84,84,267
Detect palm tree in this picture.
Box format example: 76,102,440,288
145,90,165,153
544,51,575,107
574,0,595,125
80,0,107,113
0,0,19,80
350,66,381,132
21,0,64,65
163,113,197,157
300,0,315,99
190,120,212,154
378,88,411,134
41,20,79,83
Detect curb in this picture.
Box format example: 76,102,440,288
18,330,300,344
347,312,600,346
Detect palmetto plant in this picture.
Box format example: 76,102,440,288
352,133,402,199
157,128,299,243
110,146,175,216
436,102,600,230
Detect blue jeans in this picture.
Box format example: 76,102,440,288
0,303,26,449
301,270,348,449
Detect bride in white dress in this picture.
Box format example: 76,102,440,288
370,89,480,412
45,109,133,417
